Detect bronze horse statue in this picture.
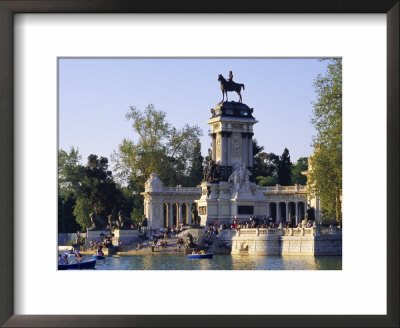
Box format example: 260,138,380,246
218,74,245,103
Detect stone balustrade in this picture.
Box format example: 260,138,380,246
231,226,342,256
259,184,307,193
234,227,342,237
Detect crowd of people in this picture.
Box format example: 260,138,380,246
88,231,123,252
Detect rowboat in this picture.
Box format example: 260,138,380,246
58,259,96,270
64,252,75,257
187,253,213,259
92,255,105,260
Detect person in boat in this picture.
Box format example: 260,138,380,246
74,248,83,261
59,254,66,265
96,245,104,256
63,254,69,264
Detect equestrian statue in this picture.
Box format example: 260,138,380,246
218,71,245,103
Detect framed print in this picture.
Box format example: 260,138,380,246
0,0,398,327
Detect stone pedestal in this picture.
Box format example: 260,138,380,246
195,101,267,226
112,229,139,246
196,180,267,226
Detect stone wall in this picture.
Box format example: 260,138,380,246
230,228,341,256
58,233,87,245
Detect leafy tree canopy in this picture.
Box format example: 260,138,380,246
308,58,342,224
291,157,308,185
112,104,203,191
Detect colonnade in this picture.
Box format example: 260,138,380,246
265,201,307,225
163,202,193,228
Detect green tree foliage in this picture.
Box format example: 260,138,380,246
58,147,85,198
73,197,93,230
112,104,203,190
276,148,292,186
291,157,308,185
58,147,85,232
58,148,130,231
253,139,280,181
186,140,204,186
256,175,277,186
308,58,342,224
80,155,123,221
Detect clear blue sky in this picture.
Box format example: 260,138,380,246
59,58,328,168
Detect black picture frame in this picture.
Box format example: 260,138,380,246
0,1,398,327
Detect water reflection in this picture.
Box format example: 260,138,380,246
67,253,341,270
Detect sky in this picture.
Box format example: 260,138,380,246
58,58,329,169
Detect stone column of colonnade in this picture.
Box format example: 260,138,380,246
276,202,281,223
178,203,183,224
295,201,299,225
266,202,270,218
285,202,289,223
188,203,192,225
168,203,173,228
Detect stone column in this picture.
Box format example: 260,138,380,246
179,203,183,224
169,203,173,228
276,202,281,223
219,132,226,166
266,202,270,217
188,203,192,225
285,202,289,223
242,133,248,166
144,199,148,217
248,133,254,168
211,133,216,162
226,132,232,167
303,202,307,220
295,201,299,225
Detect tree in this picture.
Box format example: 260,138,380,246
291,157,308,185
58,146,85,198
80,155,123,222
308,58,342,224
256,175,277,186
253,139,280,180
112,104,203,191
186,140,204,186
58,147,85,232
276,148,292,186
73,197,93,229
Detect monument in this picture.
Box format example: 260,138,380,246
195,72,267,226
142,72,309,229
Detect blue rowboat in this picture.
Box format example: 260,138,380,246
187,253,213,259
93,255,105,260
58,259,96,270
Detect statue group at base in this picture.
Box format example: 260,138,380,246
87,210,136,231
228,163,252,195
88,212,107,231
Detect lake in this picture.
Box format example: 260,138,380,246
71,253,342,270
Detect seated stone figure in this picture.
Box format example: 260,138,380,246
88,212,106,231
118,210,135,230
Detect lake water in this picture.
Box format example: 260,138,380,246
71,254,342,270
